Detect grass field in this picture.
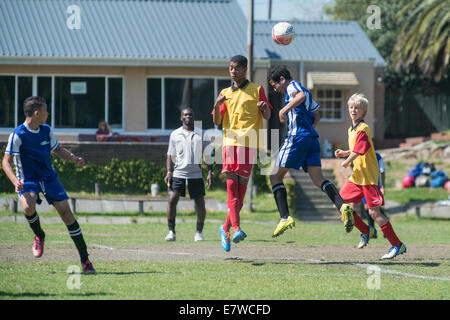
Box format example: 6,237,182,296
1,215,449,300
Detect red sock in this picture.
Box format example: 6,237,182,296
353,213,369,234
380,221,402,247
238,183,247,211
226,179,240,231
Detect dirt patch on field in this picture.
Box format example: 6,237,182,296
1,242,449,265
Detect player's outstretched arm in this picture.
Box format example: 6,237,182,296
53,145,85,167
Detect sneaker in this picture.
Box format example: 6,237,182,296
369,226,378,239
81,259,96,275
232,229,247,243
194,231,204,242
272,216,295,238
218,225,231,252
32,236,45,258
340,204,354,233
165,230,176,241
357,233,370,249
381,243,407,260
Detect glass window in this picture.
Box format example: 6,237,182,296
316,88,343,121
18,76,33,125
218,79,231,92
165,78,215,130
38,77,52,122
147,78,162,129
0,76,15,127
108,78,123,129
55,77,105,128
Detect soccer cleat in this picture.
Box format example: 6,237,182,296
165,230,176,241
369,226,378,239
32,236,45,258
272,216,295,238
357,233,370,249
218,225,231,252
194,231,204,242
81,259,96,275
340,204,354,233
232,229,247,243
381,243,407,260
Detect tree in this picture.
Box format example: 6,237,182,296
393,0,450,82
324,0,410,63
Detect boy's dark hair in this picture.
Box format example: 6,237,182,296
230,55,247,68
267,65,292,83
23,96,46,117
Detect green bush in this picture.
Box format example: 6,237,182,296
1,143,274,196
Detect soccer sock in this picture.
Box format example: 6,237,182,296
226,179,241,232
367,215,375,228
67,220,89,262
272,183,290,219
25,212,45,240
168,218,176,233
196,221,204,233
321,180,345,210
238,182,247,211
380,221,402,247
353,213,369,235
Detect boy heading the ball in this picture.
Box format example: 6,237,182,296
212,55,272,252
2,96,95,274
335,93,406,259
267,65,355,237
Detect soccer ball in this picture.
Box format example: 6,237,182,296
272,22,295,46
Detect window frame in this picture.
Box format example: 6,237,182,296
314,86,345,122
0,73,124,133
146,76,230,135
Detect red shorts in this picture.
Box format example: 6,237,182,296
222,145,257,178
339,181,385,208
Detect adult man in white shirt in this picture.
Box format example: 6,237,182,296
164,108,213,241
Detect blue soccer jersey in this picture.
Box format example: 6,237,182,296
284,81,320,138
6,122,58,181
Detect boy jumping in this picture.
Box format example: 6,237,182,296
267,65,355,237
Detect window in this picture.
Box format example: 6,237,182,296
55,77,105,128
0,75,123,129
17,77,33,125
0,76,15,127
108,78,123,129
147,78,229,131
316,88,343,121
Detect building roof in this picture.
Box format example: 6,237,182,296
0,0,385,67
0,0,247,66
254,20,386,66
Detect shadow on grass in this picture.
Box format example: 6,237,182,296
0,291,112,298
311,261,441,267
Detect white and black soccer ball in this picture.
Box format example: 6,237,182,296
272,22,295,46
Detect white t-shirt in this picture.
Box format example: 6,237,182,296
167,126,203,179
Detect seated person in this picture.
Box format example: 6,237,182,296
96,121,112,141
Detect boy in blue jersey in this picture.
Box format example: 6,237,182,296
2,96,95,274
267,65,355,237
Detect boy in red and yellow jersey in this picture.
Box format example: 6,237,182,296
335,93,406,259
212,55,272,252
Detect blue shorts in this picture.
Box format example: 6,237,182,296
20,174,69,205
276,135,321,172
